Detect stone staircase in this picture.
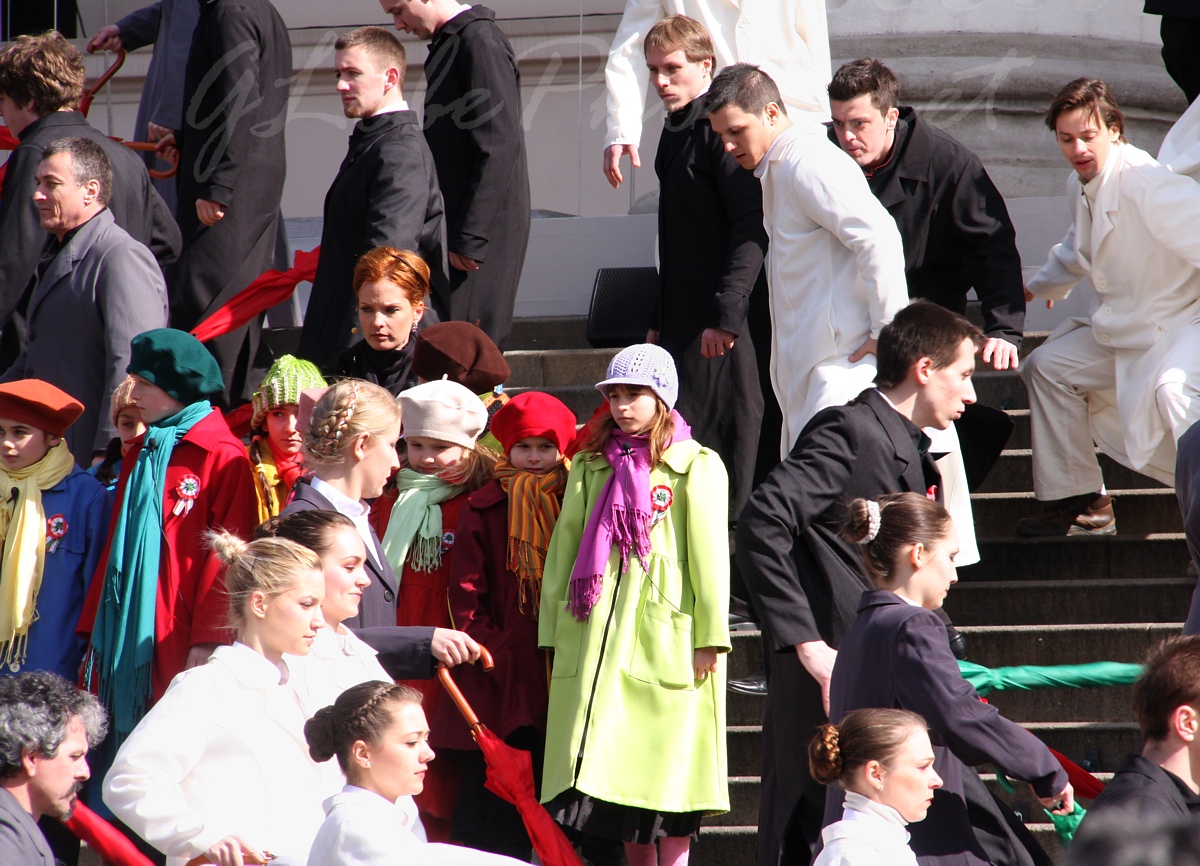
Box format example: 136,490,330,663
506,317,1194,866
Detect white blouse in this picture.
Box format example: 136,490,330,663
814,791,919,866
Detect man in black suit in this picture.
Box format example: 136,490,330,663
297,26,450,370
1145,1,1200,105
736,300,982,866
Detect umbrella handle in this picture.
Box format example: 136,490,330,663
80,48,126,116
436,645,494,733
116,139,180,179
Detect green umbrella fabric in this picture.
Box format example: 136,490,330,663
958,660,1144,697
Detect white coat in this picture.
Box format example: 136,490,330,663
1027,142,1200,484
289,627,391,715
309,786,527,866
755,122,910,456
814,792,919,866
604,0,831,148
104,644,341,866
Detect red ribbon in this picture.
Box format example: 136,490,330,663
189,247,320,344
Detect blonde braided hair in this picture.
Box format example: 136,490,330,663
303,379,399,466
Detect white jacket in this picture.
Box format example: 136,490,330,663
814,792,919,866
755,122,909,456
289,627,391,715
604,0,831,148
1028,142,1200,483
309,786,526,866
104,645,341,866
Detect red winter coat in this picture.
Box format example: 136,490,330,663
435,480,550,751
78,409,260,703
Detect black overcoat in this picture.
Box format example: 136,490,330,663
652,97,767,517
171,0,291,400
297,110,450,369
1073,753,1200,845
735,387,940,866
828,591,1067,866
282,479,435,680
423,5,530,349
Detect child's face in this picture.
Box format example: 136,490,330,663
509,436,561,474
406,436,466,475
357,278,424,353
129,375,186,424
606,384,660,435
265,405,303,455
0,417,56,471
116,408,146,457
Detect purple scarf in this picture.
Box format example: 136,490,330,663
567,411,692,620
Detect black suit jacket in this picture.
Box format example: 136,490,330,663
828,591,1068,866
1145,1,1198,15
298,110,450,369
1075,753,1200,846
282,479,435,679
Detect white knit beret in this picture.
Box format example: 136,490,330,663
398,380,488,449
594,343,679,410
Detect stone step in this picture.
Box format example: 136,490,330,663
977,449,1167,494
971,489,1182,537
504,348,617,390
508,317,590,351
507,384,603,423
1005,409,1031,450
963,534,1190,581
959,622,1182,667
973,370,1029,410
706,777,761,828
694,825,757,866
948,578,1194,626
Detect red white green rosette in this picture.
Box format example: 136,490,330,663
173,474,202,516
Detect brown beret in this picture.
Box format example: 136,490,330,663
0,379,85,437
411,322,510,394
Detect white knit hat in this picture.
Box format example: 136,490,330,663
398,380,487,449
594,343,679,410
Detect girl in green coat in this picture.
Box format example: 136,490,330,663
539,344,731,866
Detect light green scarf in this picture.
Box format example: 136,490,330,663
381,469,463,574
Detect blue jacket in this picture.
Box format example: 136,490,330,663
1,466,111,680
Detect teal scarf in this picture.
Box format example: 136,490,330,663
89,401,211,740
381,469,463,574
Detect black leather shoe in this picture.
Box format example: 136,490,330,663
728,673,768,696
729,612,759,632
948,630,969,661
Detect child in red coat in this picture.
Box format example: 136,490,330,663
442,390,577,857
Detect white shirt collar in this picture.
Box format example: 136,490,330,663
230,641,289,684
310,476,367,516
366,101,409,117
844,790,910,830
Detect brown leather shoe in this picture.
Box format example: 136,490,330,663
1015,493,1116,537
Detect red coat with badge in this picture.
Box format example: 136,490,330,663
78,409,260,702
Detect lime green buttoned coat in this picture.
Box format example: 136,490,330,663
537,438,731,814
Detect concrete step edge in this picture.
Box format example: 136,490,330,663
972,488,1174,501
953,577,1195,590
960,622,1183,634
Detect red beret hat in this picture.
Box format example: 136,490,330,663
0,379,84,437
490,391,578,454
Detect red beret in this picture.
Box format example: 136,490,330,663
491,391,578,454
0,379,84,437
412,322,510,393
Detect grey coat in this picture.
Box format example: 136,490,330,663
0,788,55,866
1,209,168,462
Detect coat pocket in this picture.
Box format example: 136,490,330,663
629,599,694,689
550,609,583,679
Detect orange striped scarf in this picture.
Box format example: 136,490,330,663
493,456,569,616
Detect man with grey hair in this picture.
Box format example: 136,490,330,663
0,671,108,864
0,137,168,466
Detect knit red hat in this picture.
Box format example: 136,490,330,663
490,391,577,454
0,379,84,437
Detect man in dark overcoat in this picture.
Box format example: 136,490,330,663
644,16,768,519
166,0,291,403
735,301,982,866
380,0,530,350
297,25,449,371
0,31,178,368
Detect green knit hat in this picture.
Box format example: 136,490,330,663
127,328,225,406
251,355,327,428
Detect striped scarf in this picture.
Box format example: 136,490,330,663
492,457,568,616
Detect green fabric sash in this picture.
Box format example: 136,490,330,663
381,469,463,575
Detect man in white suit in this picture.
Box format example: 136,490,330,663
602,0,830,188
706,64,909,457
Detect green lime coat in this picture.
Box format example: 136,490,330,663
538,439,732,814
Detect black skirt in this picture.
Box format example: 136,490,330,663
545,788,703,845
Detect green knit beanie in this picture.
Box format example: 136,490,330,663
251,355,327,428
127,328,225,406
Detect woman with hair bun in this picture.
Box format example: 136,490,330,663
808,707,938,866
305,681,526,866
102,531,337,866
826,493,1073,866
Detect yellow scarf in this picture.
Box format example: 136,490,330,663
493,456,569,616
0,440,76,667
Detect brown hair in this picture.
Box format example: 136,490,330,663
303,379,402,466
579,385,675,467
809,707,928,788
0,31,85,113
704,63,788,118
435,442,498,494
209,531,322,630
1045,78,1127,141
256,510,358,557
352,247,430,307
644,15,714,64
1134,636,1200,742
874,301,984,390
828,58,899,114
840,493,954,588
305,680,424,780
335,26,407,81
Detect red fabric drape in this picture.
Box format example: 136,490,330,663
189,247,320,344
63,801,154,866
1049,747,1105,800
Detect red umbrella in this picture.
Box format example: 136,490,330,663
1048,747,1105,800
190,247,321,344
0,127,20,188
63,800,154,866
438,648,583,866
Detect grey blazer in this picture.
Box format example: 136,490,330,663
0,788,55,866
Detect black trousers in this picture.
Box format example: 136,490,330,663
1160,15,1200,104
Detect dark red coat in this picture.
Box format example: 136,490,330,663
79,409,260,702
435,480,549,751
